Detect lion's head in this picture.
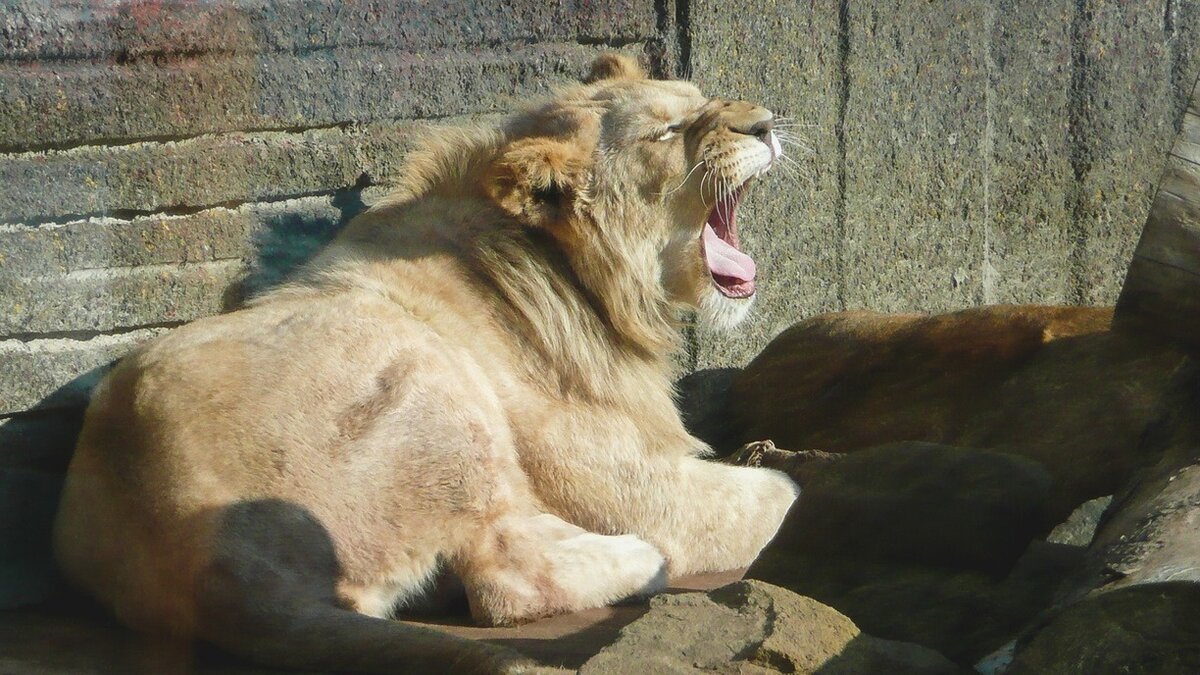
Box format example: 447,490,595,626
364,53,783,360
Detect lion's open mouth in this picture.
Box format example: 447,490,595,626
700,182,756,298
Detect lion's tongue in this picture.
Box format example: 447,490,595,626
703,224,756,282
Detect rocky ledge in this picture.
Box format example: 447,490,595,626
4,304,1198,674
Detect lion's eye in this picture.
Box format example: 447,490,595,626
655,124,684,142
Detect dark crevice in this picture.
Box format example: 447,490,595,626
1067,0,1093,306
574,36,645,49
5,184,372,230
835,0,851,311
0,406,86,424
674,0,692,79
647,0,674,79
1,321,188,345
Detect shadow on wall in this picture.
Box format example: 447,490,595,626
227,180,372,306
0,184,372,610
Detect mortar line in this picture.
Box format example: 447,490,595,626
1,185,368,230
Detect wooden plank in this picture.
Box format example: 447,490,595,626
1117,70,1200,348
1115,257,1200,349
1172,110,1200,167
1158,154,1200,203
1127,192,1200,274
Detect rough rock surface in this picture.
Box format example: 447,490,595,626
709,305,1195,667
1008,583,1200,674
753,442,1054,571
749,535,1082,664
578,581,962,674
1006,363,1200,671
1044,495,1113,547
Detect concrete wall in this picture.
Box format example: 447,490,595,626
690,1,1200,366
0,1,1197,604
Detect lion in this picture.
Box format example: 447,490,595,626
52,53,799,673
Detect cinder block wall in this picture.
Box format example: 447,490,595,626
0,0,673,606
1,1,1198,605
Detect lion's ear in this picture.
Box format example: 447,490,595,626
486,138,590,228
584,53,646,84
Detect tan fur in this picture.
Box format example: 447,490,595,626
53,54,798,674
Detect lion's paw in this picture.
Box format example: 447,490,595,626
554,531,667,604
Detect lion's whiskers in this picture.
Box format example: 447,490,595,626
774,130,814,155
660,160,706,198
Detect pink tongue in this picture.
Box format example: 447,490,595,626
702,224,756,282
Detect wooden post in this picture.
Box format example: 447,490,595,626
1115,74,1200,349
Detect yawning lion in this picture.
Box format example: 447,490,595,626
54,53,798,673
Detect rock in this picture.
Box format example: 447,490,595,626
759,442,1054,571
578,580,962,674
730,305,1186,518
0,329,169,415
748,540,1081,666
1007,582,1200,674
973,640,1015,675
1044,495,1113,547
1008,362,1200,671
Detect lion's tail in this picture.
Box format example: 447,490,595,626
200,600,529,675
184,499,531,674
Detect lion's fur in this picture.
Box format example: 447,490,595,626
53,54,798,673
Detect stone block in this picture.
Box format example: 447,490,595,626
0,124,410,222
986,0,1075,304
0,329,168,415
688,1,842,368
1,1,656,61
1075,1,1200,305
0,260,242,336
0,193,362,280
0,43,631,149
842,1,988,314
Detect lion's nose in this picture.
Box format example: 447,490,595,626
746,118,774,141
728,109,774,142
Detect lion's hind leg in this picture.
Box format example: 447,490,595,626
454,512,667,626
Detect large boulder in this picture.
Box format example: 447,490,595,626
727,305,1186,519
748,442,1054,571
1007,582,1200,674
578,580,963,674
1006,363,1200,672
748,539,1082,665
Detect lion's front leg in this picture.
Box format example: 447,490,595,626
649,457,799,576
534,451,799,577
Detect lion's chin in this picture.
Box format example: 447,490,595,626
696,286,755,332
